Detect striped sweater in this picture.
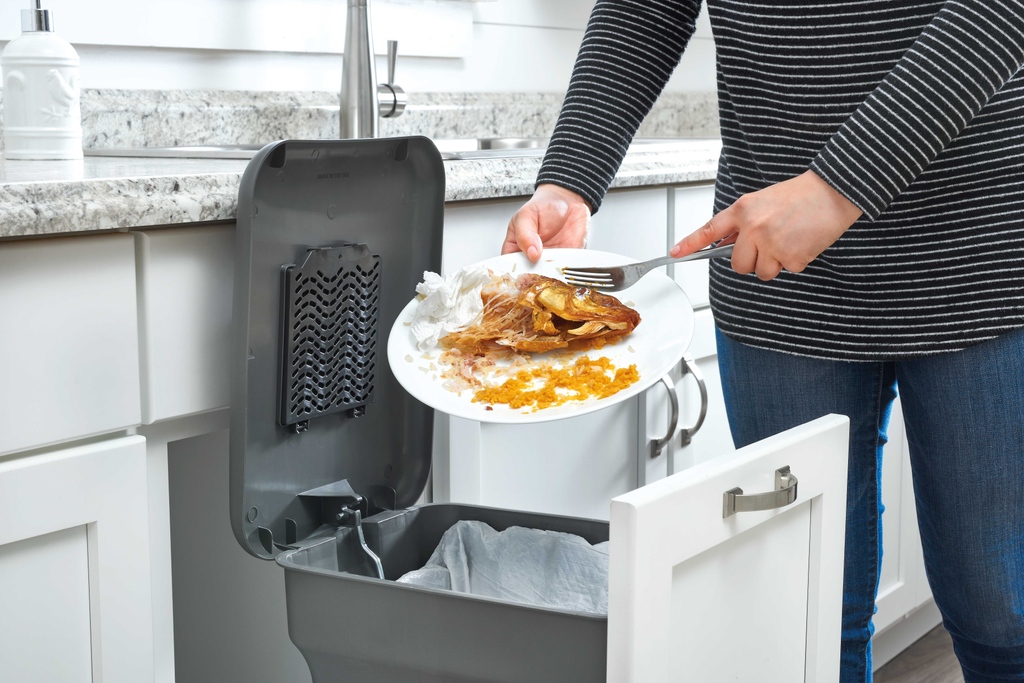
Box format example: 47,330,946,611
537,0,1024,361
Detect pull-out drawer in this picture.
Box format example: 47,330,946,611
609,414,849,681
277,415,849,682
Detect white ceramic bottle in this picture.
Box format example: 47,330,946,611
1,1,82,159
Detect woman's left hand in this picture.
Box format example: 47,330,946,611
671,170,864,281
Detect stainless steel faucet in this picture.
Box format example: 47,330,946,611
340,0,406,139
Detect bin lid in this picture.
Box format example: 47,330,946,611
230,138,445,559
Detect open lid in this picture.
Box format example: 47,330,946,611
230,138,445,559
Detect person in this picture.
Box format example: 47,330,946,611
503,2,1024,682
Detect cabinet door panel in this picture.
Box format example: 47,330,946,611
442,188,669,274
608,415,849,683
0,526,93,683
671,184,716,308
442,197,519,274
135,224,235,422
0,235,141,455
444,399,639,521
0,436,155,683
587,188,669,260
669,309,735,474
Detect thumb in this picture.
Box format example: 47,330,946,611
519,230,542,262
506,210,543,262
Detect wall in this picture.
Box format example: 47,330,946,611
0,0,716,93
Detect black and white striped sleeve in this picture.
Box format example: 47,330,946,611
536,0,702,213
810,0,1024,220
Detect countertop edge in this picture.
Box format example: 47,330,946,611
0,143,721,239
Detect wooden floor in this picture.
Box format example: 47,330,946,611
875,626,964,683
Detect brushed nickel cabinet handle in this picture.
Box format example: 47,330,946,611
649,374,679,458
679,354,707,447
722,466,798,518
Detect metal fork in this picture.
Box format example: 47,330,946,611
561,244,734,292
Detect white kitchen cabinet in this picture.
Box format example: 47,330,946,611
609,414,849,682
438,189,681,518
134,225,235,423
664,308,735,474
671,183,717,307
587,187,671,260
441,187,670,274
0,234,141,456
0,436,155,683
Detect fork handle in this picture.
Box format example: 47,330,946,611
645,243,734,270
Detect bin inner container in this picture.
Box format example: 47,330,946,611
287,503,610,583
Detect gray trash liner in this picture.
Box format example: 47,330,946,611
232,138,610,683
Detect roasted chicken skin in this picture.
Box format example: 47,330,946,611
442,272,641,354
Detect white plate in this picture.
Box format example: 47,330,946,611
386,249,694,424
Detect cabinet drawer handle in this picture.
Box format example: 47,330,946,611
679,354,707,447
722,466,798,518
649,374,679,458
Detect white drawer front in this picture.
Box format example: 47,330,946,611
0,234,141,455
135,225,234,422
609,415,849,682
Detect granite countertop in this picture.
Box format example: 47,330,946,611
0,90,722,239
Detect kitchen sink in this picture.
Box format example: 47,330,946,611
82,137,710,161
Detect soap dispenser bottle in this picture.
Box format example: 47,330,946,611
1,0,82,159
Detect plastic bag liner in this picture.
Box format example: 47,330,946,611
397,520,610,615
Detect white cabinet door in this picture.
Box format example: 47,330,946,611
608,415,849,683
441,402,639,521
442,187,670,273
668,308,735,473
0,234,141,455
0,436,155,683
442,197,519,274
671,184,716,307
134,224,235,423
587,187,670,260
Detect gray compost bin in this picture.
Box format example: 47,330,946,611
231,138,609,683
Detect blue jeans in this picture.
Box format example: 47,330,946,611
716,327,1024,683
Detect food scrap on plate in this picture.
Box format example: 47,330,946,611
410,268,641,412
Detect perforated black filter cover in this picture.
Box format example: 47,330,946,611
230,138,444,559
280,244,381,427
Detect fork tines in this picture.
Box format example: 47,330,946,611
560,268,617,290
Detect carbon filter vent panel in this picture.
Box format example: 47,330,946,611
280,244,381,428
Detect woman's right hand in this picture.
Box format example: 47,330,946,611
501,183,592,262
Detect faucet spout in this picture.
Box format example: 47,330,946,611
340,0,378,139
340,0,406,139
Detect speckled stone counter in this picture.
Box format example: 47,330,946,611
0,90,721,239
77,90,719,149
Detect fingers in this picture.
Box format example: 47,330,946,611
503,185,592,262
670,210,736,258
502,209,542,261
753,256,783,281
